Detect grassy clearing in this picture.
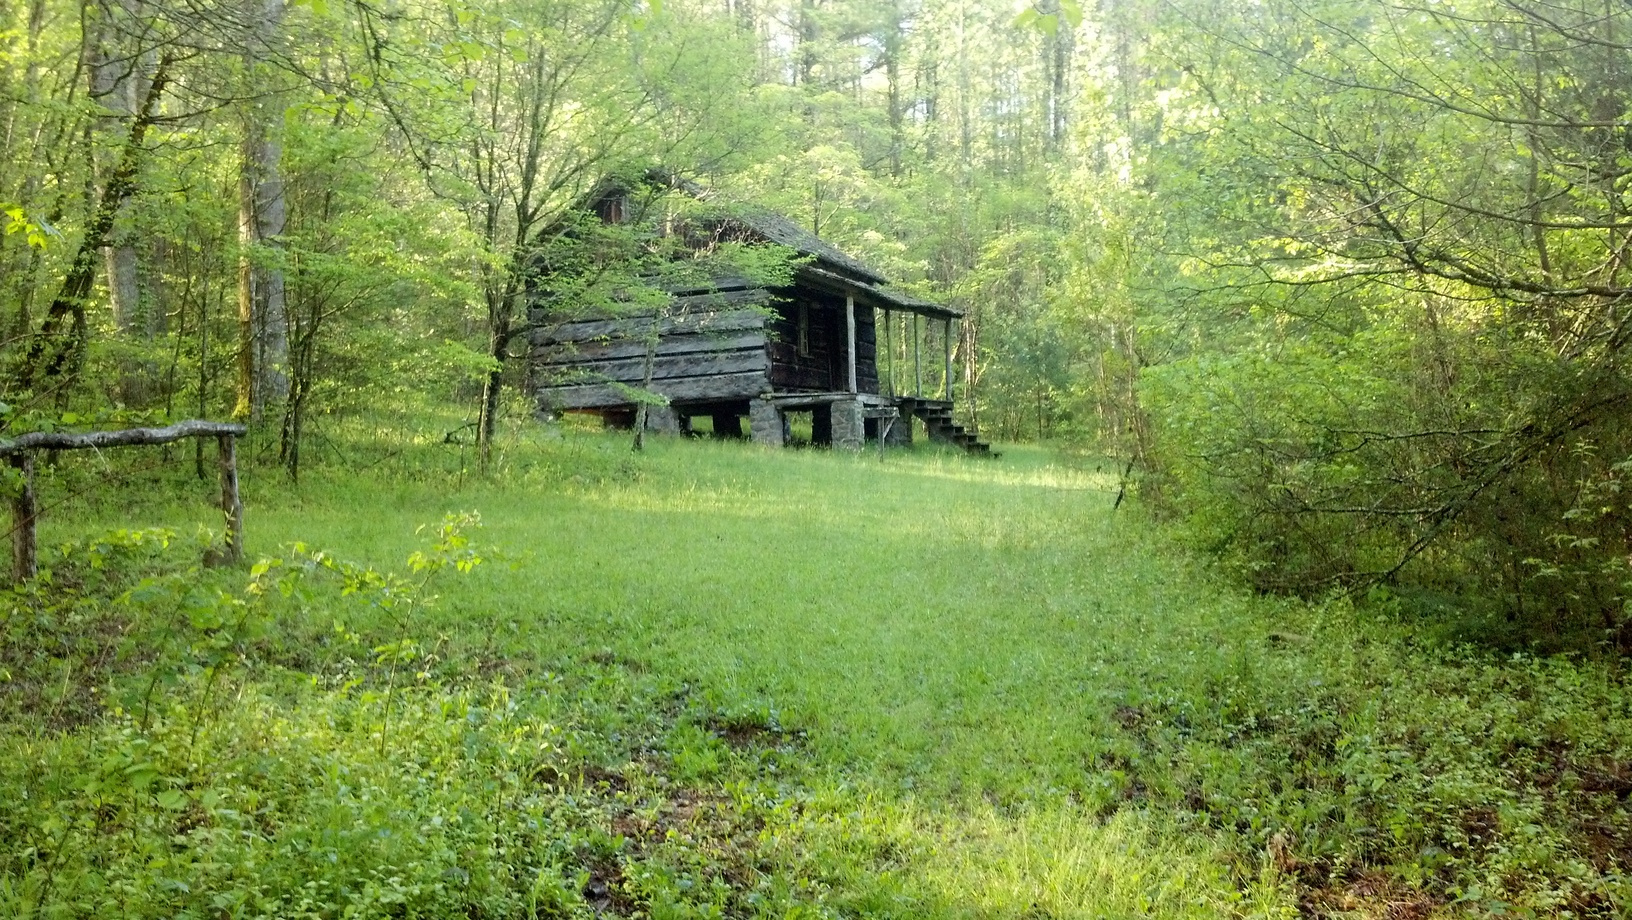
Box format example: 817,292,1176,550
3,423,1630,918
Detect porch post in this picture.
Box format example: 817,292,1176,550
846,294,858,394
913,313,923,397
884,309,893,397
943,317,954,401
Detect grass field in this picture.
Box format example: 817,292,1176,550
2,423,1629,918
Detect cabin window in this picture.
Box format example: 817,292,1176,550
797,303,811,357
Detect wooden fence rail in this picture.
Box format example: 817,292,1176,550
0,420,248,583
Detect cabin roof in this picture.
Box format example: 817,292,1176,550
583,170,957,317
873,285,961,320
801,267,963,320
720,209,888,286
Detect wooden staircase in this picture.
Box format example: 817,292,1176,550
899,398,993,455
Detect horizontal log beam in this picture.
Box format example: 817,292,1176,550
658,275,759,295
540,371,769,410
538,349,768,385
528,296,770,342
0,420,247,456
536,331,766,365
670,288,771,310
533,305,768,346
5,420,248,583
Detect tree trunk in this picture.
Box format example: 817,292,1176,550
90,0,153,336
631,319,658,452
1047,0,1072,147
797,0,818,86
12,56,170,395
476,295,510,473
235,0,288,423
957,7,972,170
4,0,47,343
883,0,904,177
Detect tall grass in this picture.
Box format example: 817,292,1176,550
4,424,1629,917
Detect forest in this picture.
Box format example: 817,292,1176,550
3,0,1632,917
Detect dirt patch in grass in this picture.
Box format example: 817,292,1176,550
530,761,634,794
580,856,635,916
1300,871,1441,920
702,712,807,752
588,649,648,673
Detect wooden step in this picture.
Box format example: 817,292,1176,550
902,400,994,456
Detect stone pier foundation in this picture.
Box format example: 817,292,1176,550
883,409,911,446
644,405,682,434
749,399,786,447
831,399,865,451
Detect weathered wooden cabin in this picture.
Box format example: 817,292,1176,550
530,180,989,453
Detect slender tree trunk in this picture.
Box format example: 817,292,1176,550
195,273,210,479
90,0,152,336
883,0,904,177
956,7,972,171
476,278,516,474
476,333,505,471
1046,0,1072,147
235,0,288,423
13,56,171,395
632,317,658,452
282,323,312,482
4,0,48,341
797,0,818,86
89,0,159,402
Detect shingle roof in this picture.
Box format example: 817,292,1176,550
633,169,890,285
721,209,888,285
801,267,963,319
592,169,951,314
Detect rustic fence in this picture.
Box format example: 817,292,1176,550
0,420,247,582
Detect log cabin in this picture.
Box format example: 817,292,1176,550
529,176,990,453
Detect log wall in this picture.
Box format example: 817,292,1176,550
531,292,772,411
765,294,879,393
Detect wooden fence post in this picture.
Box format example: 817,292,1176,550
10,453,36,583
218,434,243,563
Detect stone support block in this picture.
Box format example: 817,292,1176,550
749,399,785,447
644,405,682,434
883,410,912,446
832,399,865,451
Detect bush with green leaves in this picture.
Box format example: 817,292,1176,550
1140,314,1632,650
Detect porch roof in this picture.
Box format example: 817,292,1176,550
799,267,963,321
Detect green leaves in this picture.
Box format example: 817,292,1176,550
1013,0,1083,36
2,205,54,250
409,511,488,578
628,0,664,32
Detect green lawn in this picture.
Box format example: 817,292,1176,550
3,426,1628,918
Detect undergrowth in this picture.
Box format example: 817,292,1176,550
2,419,1629,918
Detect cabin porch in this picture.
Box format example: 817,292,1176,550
751,272,990,453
